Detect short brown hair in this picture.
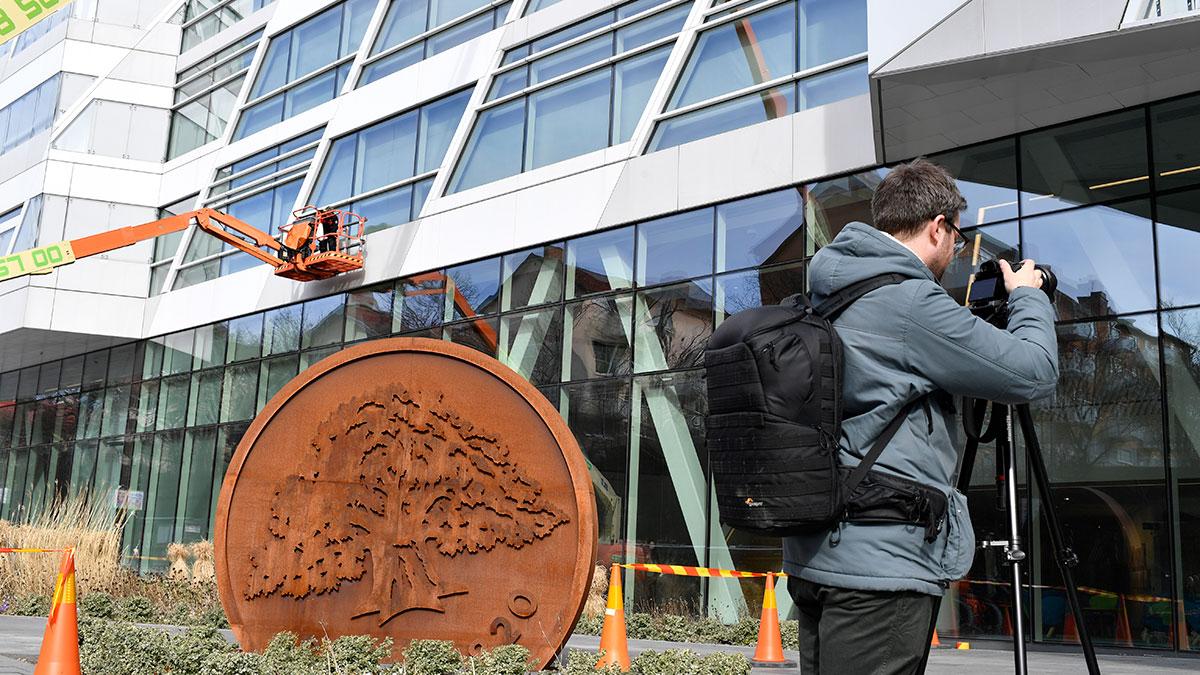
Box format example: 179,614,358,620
871,159,966,239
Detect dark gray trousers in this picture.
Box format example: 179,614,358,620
787,576,939,675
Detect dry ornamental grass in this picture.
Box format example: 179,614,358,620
0,492,126,597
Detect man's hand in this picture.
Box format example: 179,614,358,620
1000,259,1043,293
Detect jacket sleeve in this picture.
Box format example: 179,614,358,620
904,283,1059,404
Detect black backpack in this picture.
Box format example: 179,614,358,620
704,273,921,537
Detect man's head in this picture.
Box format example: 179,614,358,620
871,158,967,280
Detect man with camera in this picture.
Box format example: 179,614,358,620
784,159,1059,673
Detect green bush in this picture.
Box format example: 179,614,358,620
5,593,51,616
698,652,752,675
560,649,624,675
257,632,322,674
324,634,394,673
468,644,532,675
78,617,233,675
780,620,799,650
401,639,462,675
78,592,116,619
630,648,704,674
625,612,653,640
723,617,759,646
573,612,603,636
117,595,157,623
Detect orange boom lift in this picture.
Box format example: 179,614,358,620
0,205,366,283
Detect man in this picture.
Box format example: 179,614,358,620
784,159,1058,673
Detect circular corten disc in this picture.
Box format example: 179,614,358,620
214,338,597,668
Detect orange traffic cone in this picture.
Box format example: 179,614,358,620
1114,596,1133,647
596,565,630,671
1062,610,1079,644
752,573,796,668
930,629,941,647
35,548,80,675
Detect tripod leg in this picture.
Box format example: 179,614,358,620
1015,404,1102,675
996,410,1030,675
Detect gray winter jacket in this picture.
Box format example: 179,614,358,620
782,222,1058,596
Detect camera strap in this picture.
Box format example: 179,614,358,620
842,395,928,496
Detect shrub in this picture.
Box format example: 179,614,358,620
79,618,176,675
468,644,532,675
401,639,462,675
780,620,799,650
5,593,50,616
625,612,653,640
573,612,603,636
723,617,759,646
323,634,393,673
560,649,623,675
79,592,116,619
117,595,157,623
630,648,703,674
699,652,751,675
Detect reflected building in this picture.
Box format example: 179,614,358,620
2,0,1200,656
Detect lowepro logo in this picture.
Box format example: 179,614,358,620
744,497,763,508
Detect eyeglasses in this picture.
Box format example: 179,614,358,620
943,218,968,255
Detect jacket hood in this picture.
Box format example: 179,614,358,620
808,222,936,305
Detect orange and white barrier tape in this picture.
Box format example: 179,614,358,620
619,563,787,579
0,548,67,553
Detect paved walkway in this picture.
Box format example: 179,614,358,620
0,615,1196,673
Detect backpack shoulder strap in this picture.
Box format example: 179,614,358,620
842,395,929,495
815,273,908,320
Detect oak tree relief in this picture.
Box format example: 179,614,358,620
244,388,569,625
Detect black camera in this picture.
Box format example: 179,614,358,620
967,259,1057,323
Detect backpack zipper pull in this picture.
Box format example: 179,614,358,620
761,342,779,370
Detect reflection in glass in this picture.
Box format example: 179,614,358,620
716,189,804,273
188,370,221,428
141,431,184,573
628,370,707,610
650,87,794,152
634,280,714,373
614,47,670,144
178,428,217,543
564,295,634,381
444,318,499,356
450,99,525,192
220,363,258,422
929,138,1019,227
559,379,630,557
715,262,805,326
447,258,501,318
263,306,301,355
258,356,299,409
1022,201,1156,321
637,209,714,286
1020,109,1150,215
941,222,1019,306
1151,94,1200,192
395,274,448,332
1152,188,1200,308
226,314,263,363
1162,308,1200,650
526,69,611,169
345,284,395,342
157,375,190,430
301,295,346,349
803,168,887,252
502,244,564,311
499,308,563,385
567,227,634,299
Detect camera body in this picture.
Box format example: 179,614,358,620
967,259,1057,324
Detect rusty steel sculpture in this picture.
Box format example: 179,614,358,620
214,338,598,668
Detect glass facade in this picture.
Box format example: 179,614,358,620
358,0,512,85
448,0,687,192
181,0,275,52
7,92,1200,653
167,30,262,159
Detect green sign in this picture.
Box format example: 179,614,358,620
0,241,77,281
0,0,75,48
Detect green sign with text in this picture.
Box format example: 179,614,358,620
0,0,75,48
0,241,77,280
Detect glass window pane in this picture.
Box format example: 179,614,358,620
567,226,634,299
532,12,612,54
637,208,714,286
716,188,804,273
669,3,796,110
451,99,525,192
715,261,806,326
360,44,422,85
530,35,613,85
142,341,164,380
527,69,612,169
220,363,258,422
412,178,434,219
283,68,338,118
629,370,707,608
140,432,184,572
634,279,714,373
341,0,376,57
135,381,159,433
263,305,302,355
344,284,395,342
312,135,357,207
301,294,346,349
418,89,472,173
357,112,417,193
257,355,299,409
188,370,222,427
444,317,499,356
251,33,290,98
803,168,887,253
1021,109,1150,216
558,379,629,552
613,46,669,144
502,244,565,311
1022,201,1156,321
394,274,448,332
798,0,866,70
447,257,501,318
426,11,494,56
178,428,217,543
929,139,1019,227
156,375,190,430
616,2,687,53
1153,188,1200,308
374,0,427,54
192,322,229,370
290,7,341,81
82,350,109,391
235,94,284,139
353,184,412,234
487,68,528,101
564,295,634,380
1151,94,1200,191
101,385,131,438
795,60,867,110
431,0,491,27
226,314,263,362
75,391,103,440
940,222,1020,306
301,346,342,369
1163,308,1200,651
162,331,194,376
498,307,563,385
650,86,795,151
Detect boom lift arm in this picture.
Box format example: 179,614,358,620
0,206,365,283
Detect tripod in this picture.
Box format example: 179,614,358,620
954,398,1101,675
